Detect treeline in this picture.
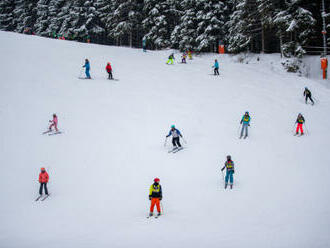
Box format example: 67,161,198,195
0,0,329,57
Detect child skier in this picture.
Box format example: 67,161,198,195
303,87,314,105
213,59,219,75
49,114,58,132
166,125,183,148
188,50,192,60
181,53,187,63
295,113,305,135
106,62,113,79
83,59,91,79
149,178,162,217
166,53,175,65
39,167,49,195
240,111,251,139
221,155,235,189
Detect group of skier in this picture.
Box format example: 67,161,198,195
81,59,114,80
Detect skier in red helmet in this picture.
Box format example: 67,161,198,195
148,178,162,217
105,62,113,80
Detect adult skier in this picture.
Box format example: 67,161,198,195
166,53,175,65
83,59,91,79
49,114,58,132
303,87,314,105
149,178,162,217
39,167,49,195
213,59,219,75
106,62,113,80
166,125,183,149
221,155,235,189
295,113,305,135
240,111,251,139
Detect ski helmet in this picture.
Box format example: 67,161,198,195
171,125,175,129
226,155,231,160
41,167,45,171
245,111,249,115
154,178,160,182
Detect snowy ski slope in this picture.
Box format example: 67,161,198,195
0,31,330,248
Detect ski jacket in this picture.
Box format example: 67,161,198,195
39,171,49,183
83,61,90,70
296,116,305,124
214,61,219,69
166,129,182,138
52,116,58,125
222,160,234,172
106,64,112,72
304,89,311,97
149,183,162,199
241,115,250,124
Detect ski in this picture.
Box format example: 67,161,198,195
41,194,50,201
168,147,178,153
172,147,184,153
109,78,119,81
42,130,52,135
78,77,93,80
49,131,62,136
35,195,43,201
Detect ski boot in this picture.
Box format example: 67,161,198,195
149,212,153,217
244,135,248,139
230,184,233,189
157,212,161,217
224,183,228,189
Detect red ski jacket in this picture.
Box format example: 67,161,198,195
106,64,112,72
39,171,49,183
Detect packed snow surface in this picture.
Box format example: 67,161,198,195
0,32,330,248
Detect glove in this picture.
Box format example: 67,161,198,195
232,170,235,174
160,197,162,201
149,196,151,200
248,124,250,126
221,168,224,172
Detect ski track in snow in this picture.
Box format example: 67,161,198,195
0,32,330,248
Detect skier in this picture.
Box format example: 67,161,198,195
295,113,305,135
166,53,175,65
166,125,183,149
240,111,251,139
49,114,58,132
188,50,192,60
181,52,187,64
142,38,147,52
39,167,49,195
83,59,91,79
303,87,314,105
149,178,162,217
106,62,113,80
213,59,219,75
221,155,235,189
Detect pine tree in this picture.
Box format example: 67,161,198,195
274,0,316,57
0,0,16,31
34,0,51,36
195,0,227,52
14,0,38,33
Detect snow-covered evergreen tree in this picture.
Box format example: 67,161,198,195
34,0,51,36
274,0,316,58
13,0,38,33
0,0,16,31
142,0,172,49
226,0,251,53
195,0,226,51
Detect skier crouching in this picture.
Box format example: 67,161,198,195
149,178,162,217
39,167,49,195
295,113,305,135
49,114,58,132
166,125,183,148
303,87,314,105
221,155,235,189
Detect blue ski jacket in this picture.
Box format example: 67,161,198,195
214,61,219,69
166,129,182,138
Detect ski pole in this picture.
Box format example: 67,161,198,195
304,123,309,135
78,67,83,78
237,123,242,137
164,137,168,147
292,122,296,133
221,169,225,188
182,137,187,144
160,201,164,215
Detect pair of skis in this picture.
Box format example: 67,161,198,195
42,130,62,136
168,147,184,153
35,194,50,201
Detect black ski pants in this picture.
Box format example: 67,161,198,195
108,71,113,79
39,183,48,195
305,95,314,104
172,137,181,147
214,68,219,75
